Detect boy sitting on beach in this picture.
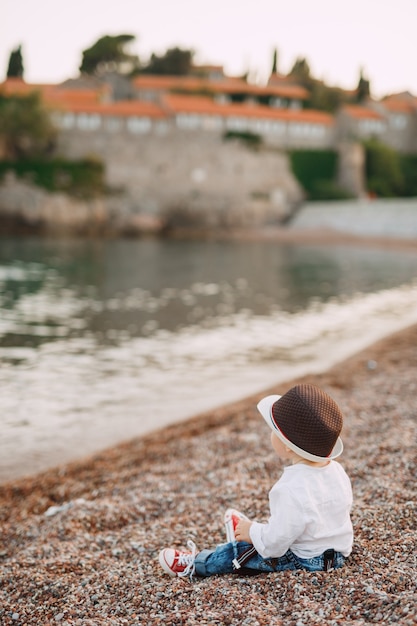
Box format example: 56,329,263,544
159,383,353,579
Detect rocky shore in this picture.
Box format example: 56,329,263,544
1,324,416,625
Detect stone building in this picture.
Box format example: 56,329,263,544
1,73,416,230
2,73,416,155
336,96,417,154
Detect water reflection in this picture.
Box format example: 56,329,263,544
1,237,417,348
1,236,417,480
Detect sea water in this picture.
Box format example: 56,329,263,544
1,236,417,481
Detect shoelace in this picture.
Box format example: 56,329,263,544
177,540,197,580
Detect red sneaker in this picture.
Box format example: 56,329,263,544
224,508,250,542
158,540,197,579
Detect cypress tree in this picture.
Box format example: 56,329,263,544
6,45,24,78
356,67,371,102
271,48,278,74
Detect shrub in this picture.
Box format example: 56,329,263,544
400,154,417,197
0,92,56,159
0,157,105,198
363,139,404,197
223,130,262,149
309,180,354,200
289,150,344,199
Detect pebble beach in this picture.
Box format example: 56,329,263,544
0,322,416,625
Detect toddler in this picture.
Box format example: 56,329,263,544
159,383,353,579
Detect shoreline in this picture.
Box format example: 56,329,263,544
2,228,417,483
1,323,416,624
2,321,416,492
2,221,417,251
167,225,417,250
3,295,417,484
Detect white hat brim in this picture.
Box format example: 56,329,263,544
257,394,343,462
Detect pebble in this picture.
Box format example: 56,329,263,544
0,324,416,625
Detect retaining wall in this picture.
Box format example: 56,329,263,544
0,130,305,234
289,198,417,239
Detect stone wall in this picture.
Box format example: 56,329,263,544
55,128,304,229
0,172,110,235
0,129,305,234
3,127,377,236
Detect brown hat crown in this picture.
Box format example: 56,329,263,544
272,384,343,458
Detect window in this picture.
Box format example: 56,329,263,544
127,116,152,133
202,116,223,131
390,114,407,130
77,113,101,130
214,94,231,105
260,120,272,133
249,119,265,133
59,113,75,129
176,114,201,129
226,116,248,131
271,121,286,134
312,124,325,137
287,122,326,137
359,119,385,134
289,123,302,136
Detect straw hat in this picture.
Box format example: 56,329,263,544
257,384,344,462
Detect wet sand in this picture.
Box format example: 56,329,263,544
0,321,416,625
169,224,417,251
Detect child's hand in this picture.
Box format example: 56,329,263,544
235,519,253,543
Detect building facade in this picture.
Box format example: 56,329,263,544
1,73,417,155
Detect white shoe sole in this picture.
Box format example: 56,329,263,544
224,508,250,542
158,550,176,577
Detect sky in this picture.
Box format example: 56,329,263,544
2,0,417,99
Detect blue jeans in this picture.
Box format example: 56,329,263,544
194,541,345,577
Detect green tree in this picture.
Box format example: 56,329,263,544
400,154,417,196
308,82,349,113
364,138,404,197
0,92,56,159
285,54,355,112
271,48,278,74
6,45,24,79
288,57,312,87
142,47,194,75
79,34,139,75
356,67,371,102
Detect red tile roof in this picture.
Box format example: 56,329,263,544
0,79,108,107
191,64,224,73
133,74,206,91
0,78,56,96
382,94,417,113
214,82,309,100
340,104,385,120
46,89,105,106
0,78,330,124
54,99,167,118
133,74,309,100
164,94,333,124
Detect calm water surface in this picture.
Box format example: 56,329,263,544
1,237,417,480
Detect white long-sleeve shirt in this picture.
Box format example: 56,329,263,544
249,461,353,559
